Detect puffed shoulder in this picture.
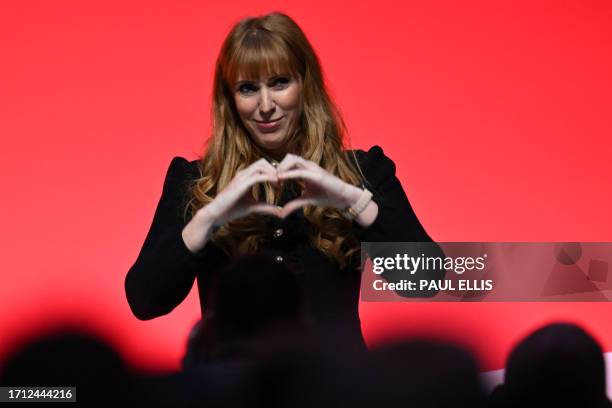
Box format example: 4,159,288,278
162,156,201,192
349,145,397,195
166,156,201,177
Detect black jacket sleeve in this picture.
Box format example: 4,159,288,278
125,156,210,320
351,145,432,243
351,145,446,297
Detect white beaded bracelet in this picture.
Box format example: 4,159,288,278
341,188,373,220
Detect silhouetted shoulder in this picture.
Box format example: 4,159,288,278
348,145,397,196
166,156,200,181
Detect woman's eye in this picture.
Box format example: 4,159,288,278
237,77,290,94
238,84,257,94
273,77,290,87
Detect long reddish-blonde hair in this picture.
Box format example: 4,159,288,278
185,12,367,269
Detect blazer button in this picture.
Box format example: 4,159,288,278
273,228,284,238
275,255,284,263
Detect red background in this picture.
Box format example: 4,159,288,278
1,0,611,372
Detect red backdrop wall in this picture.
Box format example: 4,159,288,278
1,0,611,372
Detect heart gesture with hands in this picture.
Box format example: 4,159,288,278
203,154,362,227
185,154,366,253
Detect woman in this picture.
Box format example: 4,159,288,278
125,12,438,356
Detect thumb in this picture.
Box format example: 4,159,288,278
247,203,283,218
280,198,318,218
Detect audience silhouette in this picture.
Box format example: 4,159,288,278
3,258,612,407
489,322,611,408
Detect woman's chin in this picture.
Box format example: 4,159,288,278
256,136,288,153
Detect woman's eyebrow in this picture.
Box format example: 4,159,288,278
235,74,289,86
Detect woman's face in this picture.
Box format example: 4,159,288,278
233,73,301,160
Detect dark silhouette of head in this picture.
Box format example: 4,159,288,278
0,326,135,403
360,340,486,408
490,322,610,408
245,338,486,408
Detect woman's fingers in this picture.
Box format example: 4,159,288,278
225,201,280,222
279,197,319,218
276,153,298,173
230,173,278,200
211,159,286,226
248,173,280,186
248,158,279,178
276,153,316,173
234,159,277,184
217,154,352,225
247,203,282,218
277,168,320,183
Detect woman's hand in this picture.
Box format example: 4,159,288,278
204,158,282,226
276,153,364,218
183,158,281,253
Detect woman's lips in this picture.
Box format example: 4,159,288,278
255,116,284,132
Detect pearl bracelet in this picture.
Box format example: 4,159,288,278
341,188,373,220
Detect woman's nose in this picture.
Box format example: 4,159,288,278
258,88,276,116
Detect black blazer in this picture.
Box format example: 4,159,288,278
124,145,438,347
